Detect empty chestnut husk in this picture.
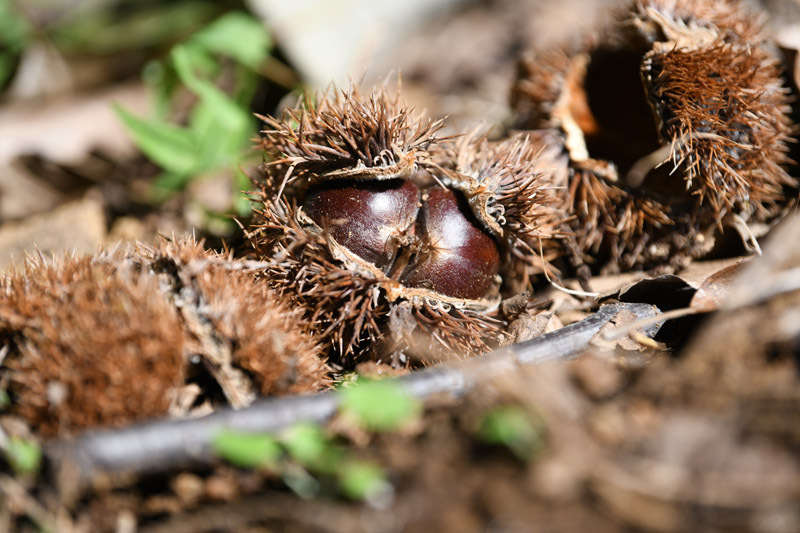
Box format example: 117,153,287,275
512,0,796,274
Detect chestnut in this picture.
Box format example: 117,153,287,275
401,188,500,300
303,179,420,269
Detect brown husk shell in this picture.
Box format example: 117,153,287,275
511,0,796,273
0,250,185,437
0,240,329,436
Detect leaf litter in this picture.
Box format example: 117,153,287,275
0,0,800,531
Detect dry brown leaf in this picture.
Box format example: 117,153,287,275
688,260,750,312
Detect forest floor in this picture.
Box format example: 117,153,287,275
2,1,800,531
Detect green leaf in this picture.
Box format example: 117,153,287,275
0,54,15,88
339,380,421,432
172,45,250,134
212,430,281,469
0,1,30,89
337,461,390,502
0,389,9,409
114,104,199,176
153,172,197,192
478,406,546,461
4,436,41,476
189,96,253,172
0,2,30,51
174,41,220,80
190,12,271,70
281,423,341,474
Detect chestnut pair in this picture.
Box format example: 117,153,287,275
250,89,558,362
303,178,499,301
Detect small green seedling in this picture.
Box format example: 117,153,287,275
478,405,546,461
4,436,41,476
339,379,421,432
0,1,30,89
116,10,273,217
280,423,342,475
213,421,392,504
211,429,281,469
337,460,391,504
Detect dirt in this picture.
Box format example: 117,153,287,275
26,299,799,533
2,1,800,532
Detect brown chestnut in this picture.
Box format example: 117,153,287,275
401,188,500,300
303,179,420,269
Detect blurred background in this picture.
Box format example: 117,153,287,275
0,0,626,270
0,0,796,270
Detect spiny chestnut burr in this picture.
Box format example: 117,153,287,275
0,240,329,437
249,85,561,363
511,0,796,274
0,251,185,436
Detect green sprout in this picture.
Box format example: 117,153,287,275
478,405,546,461
339,379,421,433
4,436,42,476
211,429,281,469
337,460,391,504
280,423,343,475
0,0,31,89
213,420,393,504
115,10,273,219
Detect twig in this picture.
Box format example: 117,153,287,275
46,303,660,497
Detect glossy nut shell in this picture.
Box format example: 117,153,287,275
304,179,420,269
401,188,500,300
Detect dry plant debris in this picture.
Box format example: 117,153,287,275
248,85,564,364
0,239,328,437
3,1,800,530
512,0,797,274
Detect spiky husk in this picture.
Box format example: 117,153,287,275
0,240,330,436
247,186,507,364
511,0,795,272
250,84,516,363
382,301,505,365
565,163,717,272
248,193,388,360
259,84,444,191
430,131,568,282
0,251,185,436
140,239,330,398
643,40,793,213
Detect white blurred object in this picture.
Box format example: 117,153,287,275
8,40,72,101
246,0,469,87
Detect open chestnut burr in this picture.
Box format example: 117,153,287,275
512,0,797,275
248,87,562,364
